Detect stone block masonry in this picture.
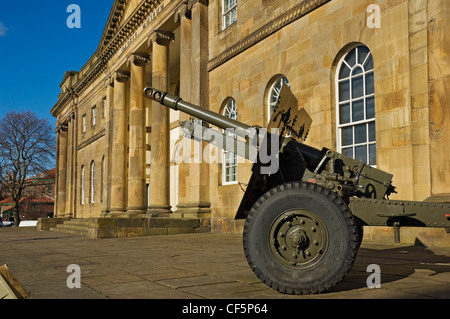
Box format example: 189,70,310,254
38,217,210,239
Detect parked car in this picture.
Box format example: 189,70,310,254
0,221,14,227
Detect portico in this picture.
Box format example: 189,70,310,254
47,0,211,237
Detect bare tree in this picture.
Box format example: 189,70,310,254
0,111,55,226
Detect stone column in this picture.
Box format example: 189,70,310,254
147,30,174,216
65,113,75,218
173,4,191,215
54,128,60,218
145,65,152,206
109,71,130,216
176,4,192,105
101,83,114,216
176,0,211,218
72,109,79,219
127,53,150,216
427,1,450,201
56,124,68,217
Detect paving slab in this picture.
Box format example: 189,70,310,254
1,227,450,304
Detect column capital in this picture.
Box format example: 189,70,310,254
103,76,112,90
127,52,151,67
56,123,68,133
188,0,208,10
148,30,175,47
66,112,75,124
110,71,130,86
174,2,192,23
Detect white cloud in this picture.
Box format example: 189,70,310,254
0,22,8,37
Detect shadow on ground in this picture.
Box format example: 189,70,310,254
328,239,450,295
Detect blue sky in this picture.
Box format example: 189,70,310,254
0,1,114,126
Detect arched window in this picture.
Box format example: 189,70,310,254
81,166,85,205
222,98,238,185
266,75,290,124
90,161,95,203
336,45,376,166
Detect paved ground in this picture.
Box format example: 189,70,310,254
2,227,450,301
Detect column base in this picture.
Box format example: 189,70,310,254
100,210,110,218
56,212,74,218
175,202,211,219
107,208,128,218
104,207,149,218
126,206,148,218
147,205,172,217
47,216,210,239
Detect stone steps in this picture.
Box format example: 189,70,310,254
47,217,210,239
50,219,95,238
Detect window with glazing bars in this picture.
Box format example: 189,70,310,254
267,76,290,124
222,98,238,184
90,161,95,203
336,46,376,166
223,0,237,29
81,166,85,205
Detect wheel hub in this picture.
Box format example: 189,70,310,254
269,210,329,269
286,227,309,249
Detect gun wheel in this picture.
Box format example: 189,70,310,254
243,182,359,295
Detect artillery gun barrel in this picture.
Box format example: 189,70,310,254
144,87,254,139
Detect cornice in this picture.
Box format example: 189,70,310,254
52,0,326,116
208,0,331,71
99,0,159,62
51,88,78,117
73,57,108,95
97,0,128,54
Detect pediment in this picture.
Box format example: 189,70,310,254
96,0,131,54
96,0,158,56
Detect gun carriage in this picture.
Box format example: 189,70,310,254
144,85,450,295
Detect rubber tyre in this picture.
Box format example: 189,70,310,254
243,182,359,295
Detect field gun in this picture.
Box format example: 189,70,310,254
144,85,450,295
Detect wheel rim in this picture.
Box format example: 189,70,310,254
269,209,329,270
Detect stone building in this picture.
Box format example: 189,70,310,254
49,0,450,241
0,169,56,221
